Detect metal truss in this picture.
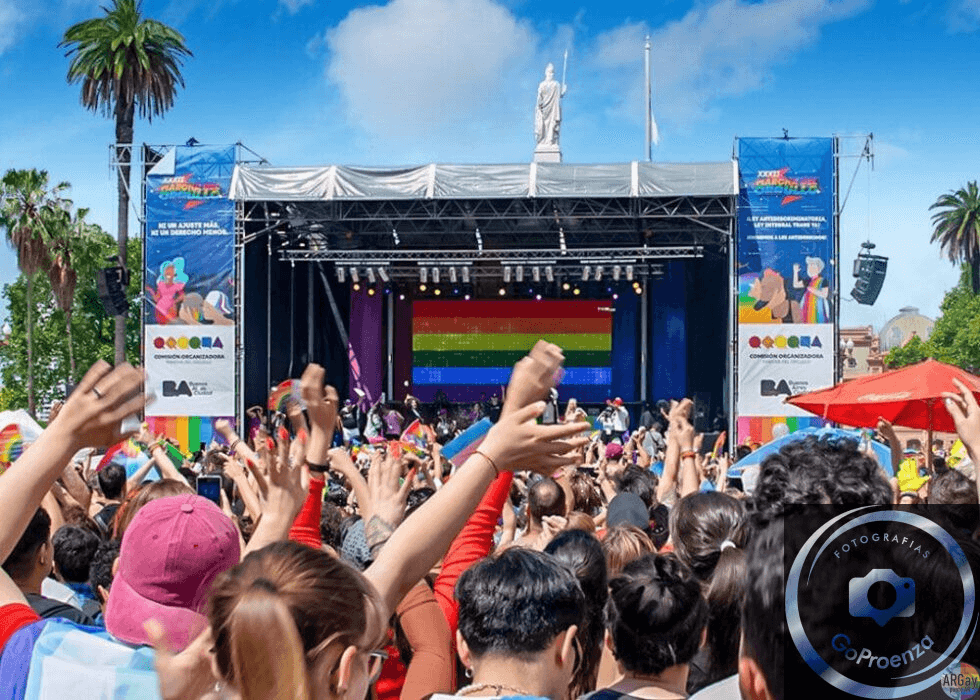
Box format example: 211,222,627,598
279,246,699,263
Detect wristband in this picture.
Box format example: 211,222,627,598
474,449,500,477
680,450,697,460
228,438,241,453
306,460,330,474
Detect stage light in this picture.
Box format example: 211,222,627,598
384,287,391,295
582,266,591,281
595,266,603,281
399,294,406,301
353,283,361,292
573,288,581,296
349,267,359,283
420,267,428,284
515,266,524,283
367,268,376,285
336,267,346,283
634,285,643,295
453,287,460,295
606,286,613,293
632,281,640,289
503,266,512,283
377,267,390,283
612,265,621,281
464,294,471,300
419,283,427,292
461,266,470,283
368,288,376,296
613,293,619,300
562,282,571,291
545,267,554,283
626,265,634,281
434,288,442,296
535,294,542,300
532,266,540,282
432,267,440,284
449,267,457,283
498,287,506,296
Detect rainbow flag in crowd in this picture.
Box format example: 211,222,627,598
411,300,613,402
399,419,433,457
441,418,493,468
145,416,230,454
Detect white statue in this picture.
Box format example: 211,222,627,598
535,62,566,148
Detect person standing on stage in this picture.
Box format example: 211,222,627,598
611,398,630,435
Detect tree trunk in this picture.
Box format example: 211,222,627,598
114,103,135,365
26,273,35,417
66,310,76,382
972,255,980,295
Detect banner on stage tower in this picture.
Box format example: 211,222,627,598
736,137,836,443
144,145,236,418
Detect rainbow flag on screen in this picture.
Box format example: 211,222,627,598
411,300,613,402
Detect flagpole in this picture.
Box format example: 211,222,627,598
644,37,652,161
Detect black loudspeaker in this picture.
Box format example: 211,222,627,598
851,255,887,306
96,266,130,316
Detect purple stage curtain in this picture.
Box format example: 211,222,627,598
348,292,383,406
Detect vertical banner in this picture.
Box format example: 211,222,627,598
736,137,836,444
143,146,236,448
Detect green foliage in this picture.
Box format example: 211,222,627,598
0,232,142,410
884,266,980,372
930,181,980,293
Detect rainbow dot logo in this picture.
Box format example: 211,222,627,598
941,662,980,699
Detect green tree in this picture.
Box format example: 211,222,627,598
0,233,142,413
61,0,191,365
0,169,72,416
930,181,980,294
883,334,929,369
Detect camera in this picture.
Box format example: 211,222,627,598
848,569,915,627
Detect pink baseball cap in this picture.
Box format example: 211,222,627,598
605,442,624,460
105,494,240,650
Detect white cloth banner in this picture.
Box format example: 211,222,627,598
737,323,835,418
144,325,236,416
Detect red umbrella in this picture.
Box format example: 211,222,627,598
785,359,980,432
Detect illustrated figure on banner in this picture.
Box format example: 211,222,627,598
745,269,802,324
793,256,830,323
146,258,187,325
535,61,566,148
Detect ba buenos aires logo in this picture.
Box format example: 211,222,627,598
157,173,224,210
750,167,820,206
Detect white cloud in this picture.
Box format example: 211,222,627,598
589,0,871,129
324,0,540,160
947,0,980,31
0,2,25,55
280,0,314,14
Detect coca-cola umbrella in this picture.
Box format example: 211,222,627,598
785,359,980,432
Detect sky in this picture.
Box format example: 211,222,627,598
1,0,979,334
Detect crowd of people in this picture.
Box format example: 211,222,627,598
2,341,980,700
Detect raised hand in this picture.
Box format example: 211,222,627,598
501,340,565,418
480,401,589,475
52,361,146,450
364,449,415,553
944,378,980,458
145,622,218,700
300,363,339,466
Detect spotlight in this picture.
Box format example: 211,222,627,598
516,266,524,283
461,266,470,283
545,266,554,283
368,288,376,296
612,265,621,281
504,266,512,283
367,268,376,285
453,287,460,295
632,281,640,289
464,294,471,300
498,288,506,296
337,267,346,283
353,282,361,291
420,267,428,284
613,293,619,300
399,294,406,301
634,285,643,295
419,283,427,292
432,267,440,284
532,266,540,282
562,282,571,291
528,288,534,295
349,267,359,283
595,266,603,281
573,288,581,296
535,294,542,300
582,266,591,281
434,288,442,296
377,267,390,283
626,265,634,281
449,267,457,283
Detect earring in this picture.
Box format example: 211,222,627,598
465,668,473,679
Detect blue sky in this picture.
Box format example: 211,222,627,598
2,0,979,333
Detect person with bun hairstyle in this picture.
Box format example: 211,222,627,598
587,554,707,700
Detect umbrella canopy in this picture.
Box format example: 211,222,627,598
728,426,894,477
785,359,980,432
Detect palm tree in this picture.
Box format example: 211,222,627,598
48,208,96,380
930,181,980,294
61,0,191,364
0,169,72,416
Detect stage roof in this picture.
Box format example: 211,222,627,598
230,161,736,201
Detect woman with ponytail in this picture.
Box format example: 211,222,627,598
668,492,747,694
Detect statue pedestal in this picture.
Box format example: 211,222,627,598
533,144,562,163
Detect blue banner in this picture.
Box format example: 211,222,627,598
144,145,236,418
737,138,835,325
